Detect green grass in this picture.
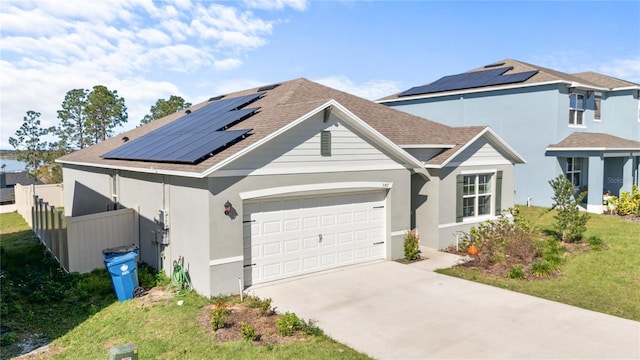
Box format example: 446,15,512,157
438,206,640,321
0,211,369,359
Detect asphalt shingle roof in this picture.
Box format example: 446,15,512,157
548,132,640,150
380,59,640,101
58,78,486,174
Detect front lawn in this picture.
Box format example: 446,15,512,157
438,206,640,321
0,211,369,359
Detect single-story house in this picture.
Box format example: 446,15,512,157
57,78,525,296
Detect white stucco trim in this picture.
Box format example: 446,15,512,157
460,168,497,175
390,230,407,237
438,215,497,229
210,163,406,177
239,181,393,200
611,86,640,91
209,256,243,266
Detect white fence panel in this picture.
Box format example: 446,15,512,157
15,184,64,226
66,208,140,273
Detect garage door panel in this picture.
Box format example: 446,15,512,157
244,191,386,286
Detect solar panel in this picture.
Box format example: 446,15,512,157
257,83,280,91
102,92,264,164
102,130,252,164
398,67,539,97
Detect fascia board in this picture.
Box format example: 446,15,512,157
439,127,527,168
56,159,202,178
546,147,640,152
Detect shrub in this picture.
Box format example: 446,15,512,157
507,264,525,279
300,318,323,336
403,229,420,261
540,237,565,267
460,208,538,268
609,185,640,216
276,312,303,336
587,236,605,251
549,175,589,242
211,304,229,331
531,260,557,277
241,322,258,341
259,297,273,316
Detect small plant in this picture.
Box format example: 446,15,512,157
300,318,323,336
211,303,229,331
587,236,605,251
276,312,302,336
259,297,273,316
403,229,420,261
241,321,258,341
548,175,589,242
531,260,556,277
507,264,526,279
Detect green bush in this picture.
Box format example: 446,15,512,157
531,260,557,277
300,318,323,336
403,229,420,261
587,236,605,251
259,297,273,316
240,322,258,341
548,175,589,242
507,264,526,279
211,304,229,331
609,185,640,216
276,312,303,336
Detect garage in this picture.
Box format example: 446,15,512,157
243,190,386,286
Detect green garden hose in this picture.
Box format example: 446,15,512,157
171,256,192,296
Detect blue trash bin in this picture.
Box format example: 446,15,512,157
103,246,140,301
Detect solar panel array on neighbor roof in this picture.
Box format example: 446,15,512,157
399,67,538,97
102,92,264,164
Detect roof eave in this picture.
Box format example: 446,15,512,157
377,80,569,104
56,159,204,178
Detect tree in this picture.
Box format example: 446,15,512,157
85,85,128,143
548,174,589,242
140,95,192,125
8,111,50,182
54,88,89,150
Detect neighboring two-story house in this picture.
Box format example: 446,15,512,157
379,59,640,213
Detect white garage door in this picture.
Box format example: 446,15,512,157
243,191,386,286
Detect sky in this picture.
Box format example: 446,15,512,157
1,0,639,149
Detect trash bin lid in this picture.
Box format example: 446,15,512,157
103,244,138,255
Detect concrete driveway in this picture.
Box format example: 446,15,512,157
247,260,640,359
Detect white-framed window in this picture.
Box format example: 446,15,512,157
566,157,582,188
462,174,492,218
569,93,585,126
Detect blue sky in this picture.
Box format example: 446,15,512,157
1,0,639,149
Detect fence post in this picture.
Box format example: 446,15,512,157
50,205,57,260
58,210,68,272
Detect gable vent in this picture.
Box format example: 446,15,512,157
321,131,331,157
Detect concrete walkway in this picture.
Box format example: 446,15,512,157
247,256,640,359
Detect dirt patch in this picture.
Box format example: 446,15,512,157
198,304,306,345
395,256,427,264
135,286,174,308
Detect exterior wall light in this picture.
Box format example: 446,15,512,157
224,201,232,215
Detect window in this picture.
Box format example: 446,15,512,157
594,94,601,121
569,93,585,126
462,174,492,218
566,157,582,187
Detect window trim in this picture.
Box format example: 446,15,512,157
566,157,583,189
456,170,502,222
569,93,585,126
594,94,601,122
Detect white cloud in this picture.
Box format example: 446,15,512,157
244,0,308,11
598,56,640,84
313,76,402,101
0,0,295,148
